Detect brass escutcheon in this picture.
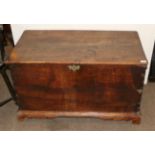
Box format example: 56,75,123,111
68,64,80,72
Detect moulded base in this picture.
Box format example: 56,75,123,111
18,110,141,124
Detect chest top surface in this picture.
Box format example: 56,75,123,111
7,30,147,66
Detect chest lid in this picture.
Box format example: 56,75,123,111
6,30,147,66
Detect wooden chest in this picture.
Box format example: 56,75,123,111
6,30,147,124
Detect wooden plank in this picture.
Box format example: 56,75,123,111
18,110,141,124
11,64,144,112
6,30,147,66
10,64,145,89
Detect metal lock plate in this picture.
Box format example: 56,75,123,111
68,65,81,72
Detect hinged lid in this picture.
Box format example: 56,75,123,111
6,30,147,66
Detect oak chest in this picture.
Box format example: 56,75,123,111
6,30,147,124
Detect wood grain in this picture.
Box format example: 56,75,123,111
7,30,147,124
18,110,141,124
10,64,145,113
6,30,147,66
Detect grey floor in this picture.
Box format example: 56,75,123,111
0,74,155,131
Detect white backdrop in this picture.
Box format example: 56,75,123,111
11,24,155,84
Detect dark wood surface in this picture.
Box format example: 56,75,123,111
7,30,147,66
11,64,145,112
7,30,147,124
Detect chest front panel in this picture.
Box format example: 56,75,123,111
11,64,145,112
